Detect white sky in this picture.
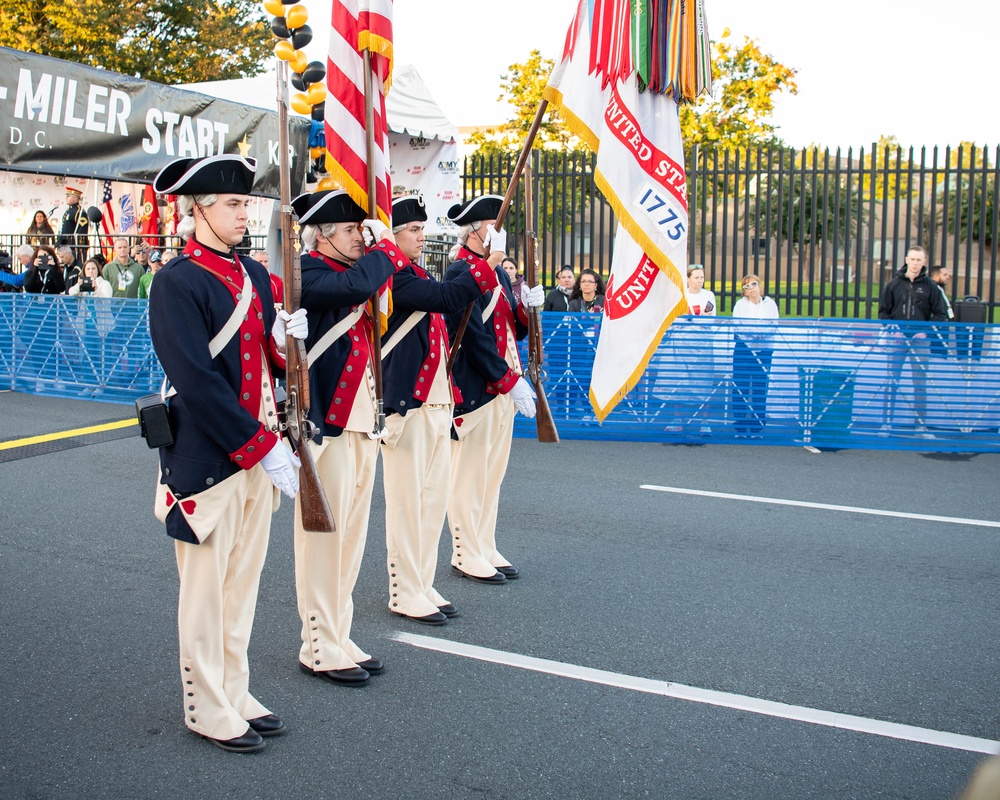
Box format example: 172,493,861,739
304,0,996,150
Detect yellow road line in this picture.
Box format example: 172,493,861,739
0,418,138,451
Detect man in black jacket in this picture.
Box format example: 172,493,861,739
877,245,948,436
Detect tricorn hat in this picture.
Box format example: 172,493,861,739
153,155,257,196
392,194,427,227
447,195,503,226
291,189,366,225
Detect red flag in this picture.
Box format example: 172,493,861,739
139,184,160,247
324,0,393,225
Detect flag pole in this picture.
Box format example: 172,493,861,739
362,48,386,437
446,99,549,375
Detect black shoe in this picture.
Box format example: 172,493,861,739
495,565,519,579
357,657,384,675
391,610,448,626
202,727,266,753
247,714,286,737
451,565,506,584
298,662,370,686
437,603,459,618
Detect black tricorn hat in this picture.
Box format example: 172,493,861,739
447,195,503,226
153,155,257,195
392,194,427,227
291,190,366,225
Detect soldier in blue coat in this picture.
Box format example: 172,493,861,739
380,194,501,625
443,196,545,583
290,189,406,687
148,154,308,753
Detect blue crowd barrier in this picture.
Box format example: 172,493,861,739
2,296,998,452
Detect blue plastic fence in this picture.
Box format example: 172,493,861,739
1,295,997,452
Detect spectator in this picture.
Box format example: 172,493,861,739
250,249,283,310
160,248,178,263
0,251,17,293
877,246,948,437
138,250,164,298
731,273,779,438
927,265,954,319
26,210,56,245
68,258,113,298
543,265,575,311
0,244,33,291
57,245,82,291
686,264,717,316
568,269,605,313
250,249,270,268
132,242,151,273
102,237,144,298
501,256,525,296
23,245,66,295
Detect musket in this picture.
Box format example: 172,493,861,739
362,49,386,437
276,61,336,533
446,99,549,376
522,159,559,443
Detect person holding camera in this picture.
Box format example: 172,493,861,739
23,246,66,295
68,259,112,298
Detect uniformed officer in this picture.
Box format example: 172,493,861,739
380,194,501,625
148,154,308,753
290,189,406,687
59,186,90,264
443,196,545,583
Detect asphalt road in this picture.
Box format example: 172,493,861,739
1,391,998,799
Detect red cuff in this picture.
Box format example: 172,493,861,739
471,263,500,294
371,240,409,270
487,368,519,395
516,302,529,326
230,424,279,470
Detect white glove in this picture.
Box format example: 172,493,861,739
508,377,536,419
272,308,309,343
520,283,545,308
260,441,301,498
482,224,507,255
362,218,391,248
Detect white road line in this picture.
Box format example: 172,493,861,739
640,485,1000,529
393,633,998,755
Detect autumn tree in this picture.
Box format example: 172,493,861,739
0,0,272,84
680,28,798,151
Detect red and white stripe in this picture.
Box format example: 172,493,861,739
325,0,393,224
589,0,632,88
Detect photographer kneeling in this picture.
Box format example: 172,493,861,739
68,259,113,298
24,245,66,295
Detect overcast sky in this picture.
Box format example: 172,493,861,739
304,0,996,151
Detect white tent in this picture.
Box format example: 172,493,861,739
180,64,461,234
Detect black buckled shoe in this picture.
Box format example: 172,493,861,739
247,714,286,737
356,657,384,675
391,610,448,626
437,603,459,618
298,662,370,686
451,565,506,584
495,565,519,580
202,727,266,753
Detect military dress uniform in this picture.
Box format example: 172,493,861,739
291,190,407,684
148,155,289,751
59,188,90,263
444,197,529,582
380,195,500,623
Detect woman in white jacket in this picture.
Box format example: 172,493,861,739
731,274,779,437
67,259,113,298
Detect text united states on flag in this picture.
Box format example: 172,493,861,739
543,0,710,421
325,0,393,225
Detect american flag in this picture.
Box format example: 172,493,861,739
100,180,117,257
120,193,135,233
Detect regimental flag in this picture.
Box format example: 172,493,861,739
544,0,711,421
120,192,136,234
324,0,393,226
100,180,117,258
139,184,160,246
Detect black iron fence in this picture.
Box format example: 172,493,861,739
465,144,999,319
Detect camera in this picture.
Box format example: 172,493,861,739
78,278,95,292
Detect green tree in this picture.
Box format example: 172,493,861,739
680,28,797,151
0,0,272,84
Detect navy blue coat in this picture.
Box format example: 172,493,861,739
382,262,490,417
149,245,282,542
443,251,528,418
299,244,403,441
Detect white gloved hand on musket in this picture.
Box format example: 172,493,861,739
508,377,536,419
362,218,392,248
519,283,545,308
482,224,507,255
260,441,301,498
